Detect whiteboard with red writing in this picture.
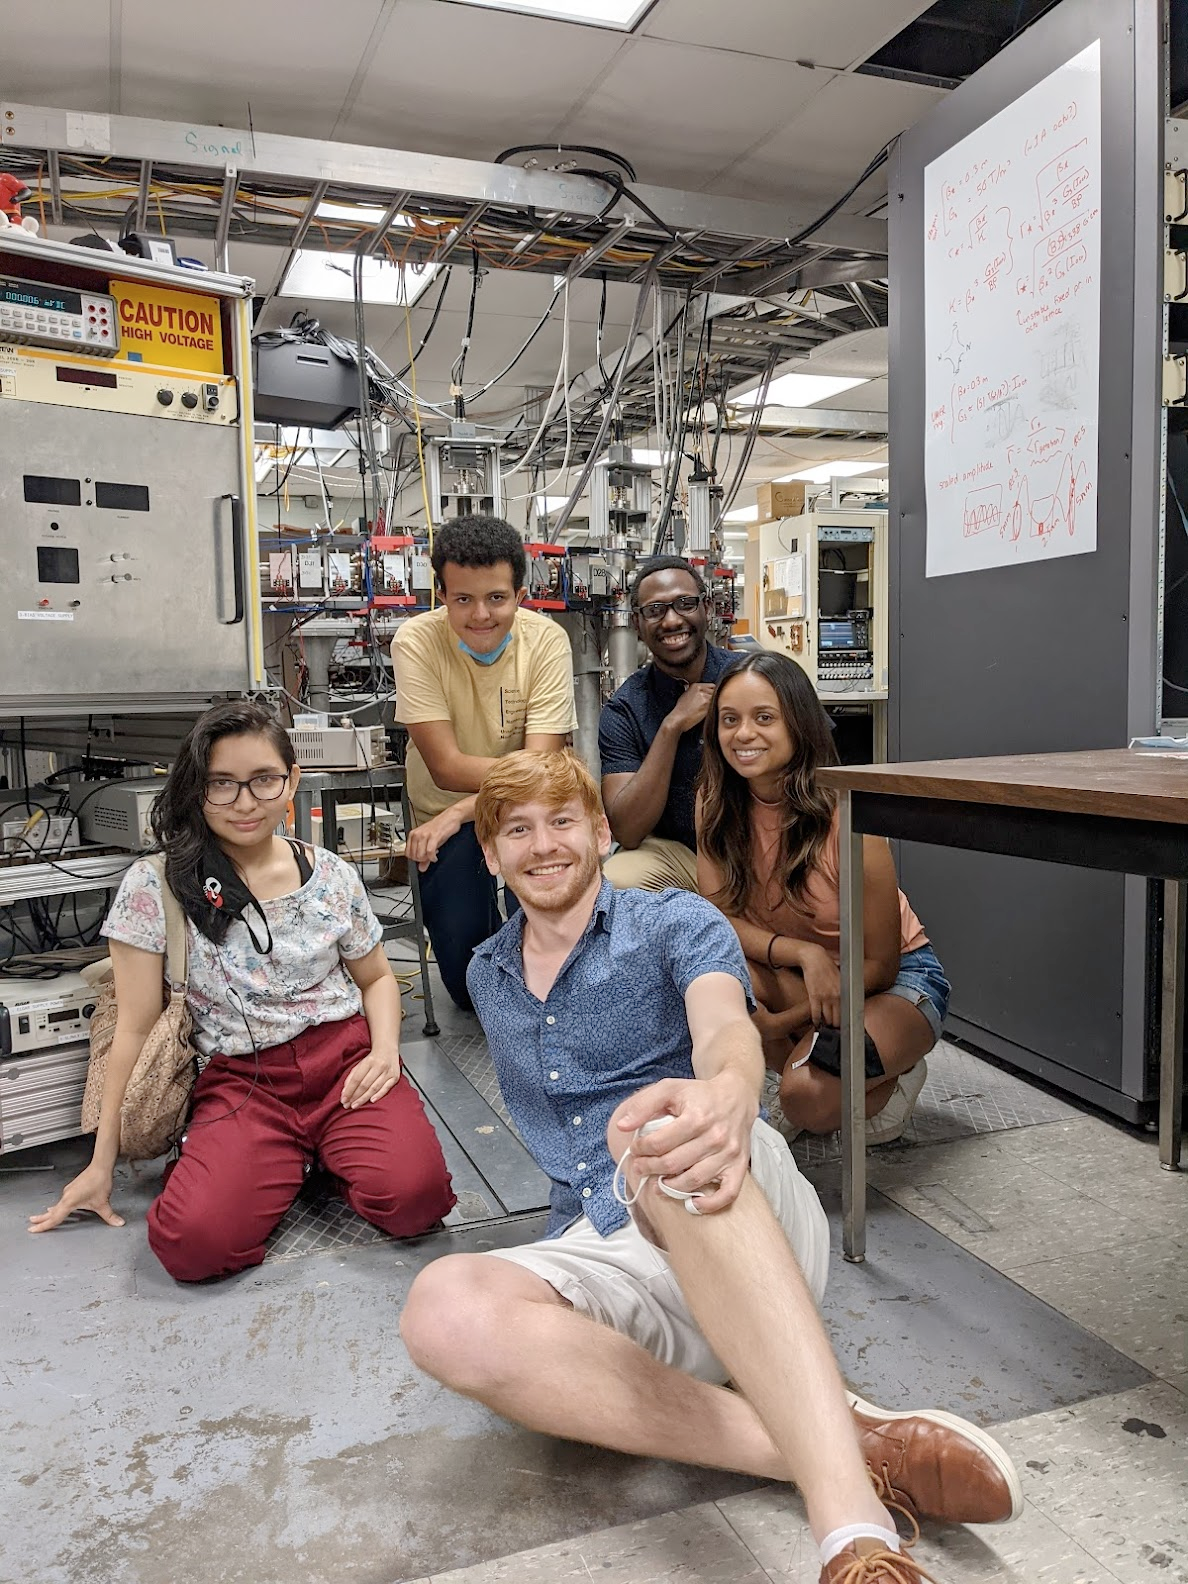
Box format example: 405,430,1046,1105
923,41,1101,579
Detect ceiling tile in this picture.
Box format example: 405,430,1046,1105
117,0,387,138
0,1,111,111
639,0,934,70
555,37,824,187
710,71,946,202
337,0,624,158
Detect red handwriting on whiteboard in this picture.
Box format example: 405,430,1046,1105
963,485,1002,536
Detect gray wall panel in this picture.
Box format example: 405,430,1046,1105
889,0,1159,1115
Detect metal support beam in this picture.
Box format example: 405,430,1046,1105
214,164,238,271
433,201,491,264
264,178,329,305
0,101,887,255
47,148,62,224
632,230,703,281
363,190,412,256
1160,879,1185,1170
846,280,881,328
134,157,152,231
721,253,888,298
566,217,634,282
711,405,888,435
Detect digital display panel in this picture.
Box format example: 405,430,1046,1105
56,364,118,389
36,546,80,585
0,278,82,316
819,620,864,651
95,481,150,512
24,475,81,507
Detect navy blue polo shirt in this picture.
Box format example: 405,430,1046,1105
467,879,754,1237
597,642,738,851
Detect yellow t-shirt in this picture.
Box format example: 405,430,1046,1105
394,605,578,823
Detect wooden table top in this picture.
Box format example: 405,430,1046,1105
817,748,1188,824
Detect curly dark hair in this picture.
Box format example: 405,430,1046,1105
697,652,837,918
628,555,706,607
149,701,295,943
431,514,527,593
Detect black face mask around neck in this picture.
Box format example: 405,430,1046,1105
200,837,274,955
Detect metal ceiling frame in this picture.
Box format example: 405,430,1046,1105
0,101,889,465
0,101,888,298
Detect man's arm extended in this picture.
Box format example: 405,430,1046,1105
610,972,760,1214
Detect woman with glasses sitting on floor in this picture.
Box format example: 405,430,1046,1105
696,652,950,1146
29,701,455,1279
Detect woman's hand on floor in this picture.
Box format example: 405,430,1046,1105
341,1047,402,1108
28,1163,124,1233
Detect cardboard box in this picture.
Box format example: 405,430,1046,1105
756,481,807,522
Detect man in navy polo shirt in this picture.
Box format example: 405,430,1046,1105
599,556,737,892
400,749,1021,1584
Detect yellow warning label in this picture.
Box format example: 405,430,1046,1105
110,279,224,374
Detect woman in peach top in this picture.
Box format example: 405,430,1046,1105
696,652,950,1144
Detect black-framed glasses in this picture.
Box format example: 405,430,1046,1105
204,773,289,807
633,593,706,622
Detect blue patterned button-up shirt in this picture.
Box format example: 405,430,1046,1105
467,878,754,1238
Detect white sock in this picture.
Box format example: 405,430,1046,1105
819,1523,901,1566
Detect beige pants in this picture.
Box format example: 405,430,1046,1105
486,1119,829,1382
603,835,699,893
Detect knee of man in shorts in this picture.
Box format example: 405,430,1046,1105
402,1256,514,1387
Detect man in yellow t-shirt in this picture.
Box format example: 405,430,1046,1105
394,515,577,1009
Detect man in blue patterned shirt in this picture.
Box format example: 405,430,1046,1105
401,751,1020,1584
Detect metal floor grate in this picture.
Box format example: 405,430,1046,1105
263,1036,1082,1259
265,1174,393,1262
436,1031,518,1134
779,1038,1084,1168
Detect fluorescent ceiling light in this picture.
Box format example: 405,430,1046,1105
280,249,437,306
723,504,759,523
733,373,868,409
315,201,408,224
779,461,886,484
448,0,651,27
535,495,572,509
631,449,672,466
722,531,749,540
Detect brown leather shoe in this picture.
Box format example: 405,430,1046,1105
850,1393,1022,1526
819,1538,938,1582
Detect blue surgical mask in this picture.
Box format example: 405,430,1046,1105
458,631,513,665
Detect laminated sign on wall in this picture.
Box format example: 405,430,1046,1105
923,40,1101,578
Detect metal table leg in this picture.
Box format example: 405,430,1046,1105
402,788,440,1038
839,790,867,1261
1160,878,1185,1171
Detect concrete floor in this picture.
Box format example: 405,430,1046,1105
3,1020,1186,1584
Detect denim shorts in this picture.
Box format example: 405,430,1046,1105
886,942,950,1043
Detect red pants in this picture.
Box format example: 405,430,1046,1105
147,1014,455,1282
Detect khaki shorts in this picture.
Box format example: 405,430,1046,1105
485,1118,829,1383
602,836,699,893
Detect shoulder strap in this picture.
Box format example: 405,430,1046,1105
286,837,314,885
146,854,189,992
